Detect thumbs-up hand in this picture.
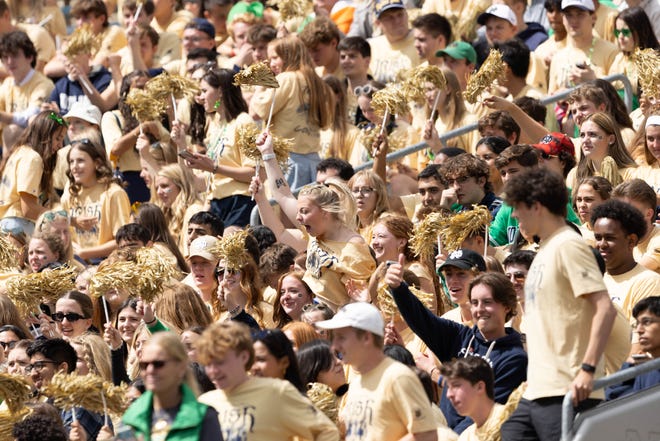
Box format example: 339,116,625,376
384,253,406,289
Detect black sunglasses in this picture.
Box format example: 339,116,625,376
51,312,86,322
139,359,171,370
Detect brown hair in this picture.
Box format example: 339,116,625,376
154,283,213,333
273,271,314,328
375,213,415,262
196,321,255,369
468,272,518,322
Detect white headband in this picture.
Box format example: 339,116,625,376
646,115,660,128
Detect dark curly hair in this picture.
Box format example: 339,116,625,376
13,411,67,441
441,153,492,193
503,168,567,217
590,199,648,240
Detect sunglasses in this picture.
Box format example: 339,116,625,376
539,151,558,160
51,312,86,322
139,359,171,370
215,267,239,277
354,85,377,96
614,28,632,38
0,341,17,350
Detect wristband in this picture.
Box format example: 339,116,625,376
580,363,596,373
144,317,157,326
262,153,276,161
430,366,439,377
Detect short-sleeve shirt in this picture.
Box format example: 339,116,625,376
367,32,421,84
0,145,43,219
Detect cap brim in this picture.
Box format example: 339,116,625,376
376,4,404,17
315,316,355,330
476,12,492,25
439,260,473,272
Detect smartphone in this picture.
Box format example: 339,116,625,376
177,150,195,160
39,303,51,316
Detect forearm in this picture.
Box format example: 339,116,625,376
20,195,44,220
215,165,255,183
111,127,141,158
583,292,616,367
262,156,298,223
507,104,548,143
78,240,118,260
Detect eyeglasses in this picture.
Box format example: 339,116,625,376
632,317,660,329
51,312,86,322
539,151,558,160
0,341,18,350
138,359,172,370
351,187,374,197
215,267,240,278
354,85,377,96
446,176,471,186
614,28,632,38
302,303,330,313
505,271,526,281
25,360,59,373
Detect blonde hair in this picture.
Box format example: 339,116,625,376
35,210,74,265
347,170,390,227
298,178,358,231
431,69,466,130
143,332,200,396
156,164,203,241
71,333,112,381
154,283,213,333
28,232,67,270
196,321,254,369
375,213,415,261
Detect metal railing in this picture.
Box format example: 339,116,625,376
560,357,660,441
354,74,634,171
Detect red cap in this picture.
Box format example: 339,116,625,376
533,132,575,157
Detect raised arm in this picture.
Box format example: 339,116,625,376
483,94,548,143
256,132,299,224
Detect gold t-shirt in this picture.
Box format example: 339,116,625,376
604,263,660,322
634,225,660,274
458,403,506,441
0,145,43,220
367,32,422,84
548,38,619,94
0,70,54,119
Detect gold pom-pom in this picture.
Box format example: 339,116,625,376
211,230,252,271
440,206,492,253
409,286,435,311
306,382,338,424
63,24,100,58
134,246,179,303
6,266,77,315
125,88,166,122
376,282,398,319
267,0,312,21
88,260,140,299
464,49,506,104
145,72,201,101
371,84,409,118
632,48,660,99
452,0,491,41
0,408,30,440
0,233,17,271
410,211,449,262
0,373,32,413
235,123,292,172
42,373,130,416
402,65,447,104
233,61,280,88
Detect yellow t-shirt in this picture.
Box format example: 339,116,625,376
207,112,256,200
198,376,340,441
630,163,660,195
548,38,619,94
150,10,195,38
250,71,323,155
303,238,376,311
367,32,422,84
97,25,128,60
523,226,608,401
342,357,437,441
458,403,506,441
17,23,57,66
100,110,141,172
441,307,473,328
633,225,660,274
0,145,43,220
604,263,660,322
61,183,131,249
0,70,54,122
604,304,633,375
155,31,183,66
534,35,567,68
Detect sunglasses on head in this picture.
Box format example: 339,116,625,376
51,312,86,322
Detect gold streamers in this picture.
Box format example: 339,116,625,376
0,408,30,440
6,266,77,315
88,260,140,299
464,49,506,104
233,61,280,88
134,247,179,303
235,123,292,172
632,48,660,99
440,206,491,253
0,233,17,271
267,0,311,22
452,0,491,41
410,211,448,262
306,382,338,424
376,282,398,319
63,25,100,58
402,65,447,104
145,72,201,101
125,88,166,123
0,373,32,413
409,286,435,311
212,230,252,271
42,373,130,416
371,84,409,118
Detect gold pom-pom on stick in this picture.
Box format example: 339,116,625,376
403,65,447,114
267,0,312,22
211,230,252,272
236,124,292,173
410,211,449,263
133,0,146,21
0,373,32,414
631,48,660,100
145,72,201,117
6,266,77,316
409,286,436,311
233,62,280,88
372,84,409,136
376,282,398,321
134,246,179,304
88,260,140,299
464,49,506,104
62,24,100,58
306,382,339,424
126,88,166,125
440,206,492,253
0,233,17,271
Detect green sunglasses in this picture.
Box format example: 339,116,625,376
614,28,632,38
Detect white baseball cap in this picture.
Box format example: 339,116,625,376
315,302,385,337
63,101,102,126
561,0,595,11
187,235,220,262
477,4,518,26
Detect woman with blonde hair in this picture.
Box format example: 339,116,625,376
154,163,204,250
273,271,314,328
153,283,213,334
34,210,81,270
26,232,67,273
0,295,32,339
250,35,335,189
71,333,112,381
321,75,360,161
121,332,222,440
567,112,638,189
347,170,390,241
629,112,660,194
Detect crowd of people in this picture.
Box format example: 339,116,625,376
0,0,659,438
